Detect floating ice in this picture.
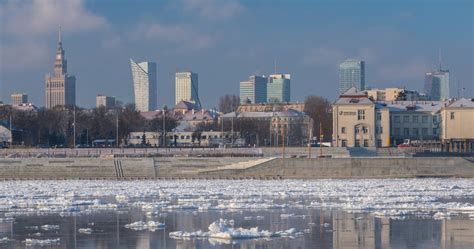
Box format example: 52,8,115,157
124,221,165,231
41,224,59,231
78,228,93,234
24,238,60,246
170,219,298,240
0,179,473,218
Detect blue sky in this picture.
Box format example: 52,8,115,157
0,0,473,108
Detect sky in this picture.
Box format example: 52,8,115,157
0,0,473,108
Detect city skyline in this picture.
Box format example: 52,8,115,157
0,0,472,108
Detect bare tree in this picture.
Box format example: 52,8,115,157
218,94,240,114
304,95,332,142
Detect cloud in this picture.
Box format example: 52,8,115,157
134,22,215,51
0,0,108,71
178,0,243,20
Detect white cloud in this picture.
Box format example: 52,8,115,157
135,22,215,51
178,0,243,20
0,0,108,71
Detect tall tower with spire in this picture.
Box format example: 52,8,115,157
45,27,76,108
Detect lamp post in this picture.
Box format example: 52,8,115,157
162,105,167,147
73,106,76,148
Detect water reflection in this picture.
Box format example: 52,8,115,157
0,209,473,248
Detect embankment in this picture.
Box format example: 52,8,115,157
0,157,473,180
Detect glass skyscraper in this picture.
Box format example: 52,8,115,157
267,74,291,103
424,69,450,101
239,75,267,104
130,59,157,112
175,71,200,109
338,59,365,95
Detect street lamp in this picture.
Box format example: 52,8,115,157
162,105,168,147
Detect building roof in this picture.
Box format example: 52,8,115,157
174,100,196,111
376,101,444,112
445,98,474,108
221,109,306,119
334,87,373,105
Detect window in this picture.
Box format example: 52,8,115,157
379,126,383,134
376,113,381,121
413,128,418,136
412,116,418,123
376,139,382,147
341,127,346,134
357,110,365,120
341,140,347,147
403,116,410,123
422,128,428,136
394,128,400,135
362,127,368,134
433,128,437,135
355,127,360,134
355,139,360,147
404,128,410,136
394,116,400,123
422,116,428,123
450,112,455,120
363,139,369,147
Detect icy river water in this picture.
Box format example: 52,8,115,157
0,179,473,248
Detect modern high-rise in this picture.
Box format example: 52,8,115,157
130,59,157,112
96,95,116,109
267,74,291,103
45,28,76,108
338,59,365,95
424,69,450,101
11,93,28,105
239,75,267,104
175,71,200,109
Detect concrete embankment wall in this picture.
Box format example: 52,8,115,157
197,157,474,178
0,157,473,179
0,158,155,179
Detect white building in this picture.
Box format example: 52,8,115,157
10,93,28,105
175,71,200,109
96,95,116,109
130,59,157,112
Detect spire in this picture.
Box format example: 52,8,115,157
58,26,62,46
438,48,442,71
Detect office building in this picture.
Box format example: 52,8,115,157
365,87,427,101
175,71,200,109
267,74,291,103
239,75,267,104
11,93,28,105
339,59,365,95
425,69,450,100
440,98,474,152
130,59,157,112
45,28,76,108
96,95,116,109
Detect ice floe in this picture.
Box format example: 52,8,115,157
24,238,60,246
0,179,472,219
124,221,165,231
169,219,299,240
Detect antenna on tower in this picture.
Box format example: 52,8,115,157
274,59,277,73
58,26,62,44
438,48,442,71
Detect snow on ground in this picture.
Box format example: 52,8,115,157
0,179,473,219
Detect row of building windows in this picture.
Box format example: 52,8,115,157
393,115,432,124
393,127,437,136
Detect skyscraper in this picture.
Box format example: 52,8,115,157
45,28,76,108
338,59,365,95
96,95,116,109
130,59,157,112
424,69,450,101
175,71,200,109
239,75,267,104
267,74,291,103
11,93,28,105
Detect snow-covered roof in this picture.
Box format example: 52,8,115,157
376,101,444,112
221,109,306,119
446,98,474,108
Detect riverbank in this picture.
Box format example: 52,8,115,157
0,156,473,180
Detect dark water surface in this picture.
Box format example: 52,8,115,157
1,208,473,249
